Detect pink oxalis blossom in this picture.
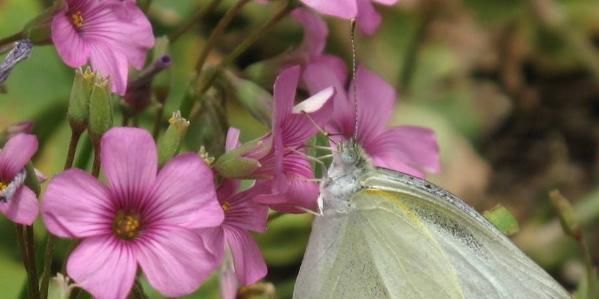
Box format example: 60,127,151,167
300,0,399,35
0,134,39,225
51,0,155,95
215,128,269,294
42,128,224,299
304,63,441,178
250,66,334,212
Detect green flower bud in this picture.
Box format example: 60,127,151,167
158,111,190,166
67,67,95,133
213,138,269,178
549,190,581,239
221,70,272,127
88,76,113,145
483,204,519,236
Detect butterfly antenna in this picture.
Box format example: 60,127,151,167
302,111,338,146
350,18,359,140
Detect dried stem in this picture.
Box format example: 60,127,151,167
183,1,293,119
194,0,252,74
169,0,221,43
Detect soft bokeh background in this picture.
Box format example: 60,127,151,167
1,0,598,298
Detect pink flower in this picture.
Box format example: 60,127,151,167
51,0,155,95
42,128,224,299
304,62,440,178
0,134,39,225
214,128,269,292
252,66,334,212
300,0,399,35
215,179,269,288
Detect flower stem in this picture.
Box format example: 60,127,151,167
16,225,39,299
169,0,221,43
194,0,252,74
181,0,293,119
0,31,24,50
91,142,101,177
40,130,82,299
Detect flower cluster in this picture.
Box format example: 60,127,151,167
0,0,441,298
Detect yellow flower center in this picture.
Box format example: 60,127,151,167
0,181,7,192
113,211,142,240
222,201,232,212
70,11,84,29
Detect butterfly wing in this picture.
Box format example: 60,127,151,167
293,193,466,298
357,168,571,299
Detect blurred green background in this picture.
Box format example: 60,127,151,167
1,0,599,298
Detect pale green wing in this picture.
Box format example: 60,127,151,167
358,168,570,299
293,194,466,299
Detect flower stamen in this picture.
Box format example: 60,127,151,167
70,11,84,29
113,211,142,240
222,201,232,212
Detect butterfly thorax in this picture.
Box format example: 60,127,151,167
318,139,372,215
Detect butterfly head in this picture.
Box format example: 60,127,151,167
329,138,371,177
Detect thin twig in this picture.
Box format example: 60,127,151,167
169,0,221,43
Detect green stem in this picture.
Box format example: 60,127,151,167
579,237,597,299
267,212,284,222
40,130,81,299
0,31,24,50
181,1,293,119
169,0,221,43
194,0,252,74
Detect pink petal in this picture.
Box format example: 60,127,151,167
217,179,241,205
300,0,358,19
82,1,154,68
224,186,269,233
88,41,129,95
292,8,328,59
42,169,113,238
0,186,38,225
225,128,241,151
67,236,137,299
283,87,334,147
366,126,441,177
225,227,267,285
303,60,353,136
220,251,239,299
51,11,90,67
0,134,38,180
147,153,223,229
136,227,223,297
273,66,301,129
101,128,157,205
351,66,395,145
356,0,383,35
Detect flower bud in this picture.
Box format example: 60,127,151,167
213,139,269,178
48,273,77,299
88,76,113,145
158,111,190,166
67,67,95,133
123,55,172,114
549,190,581,239
221,70,272,127
483,204,519,236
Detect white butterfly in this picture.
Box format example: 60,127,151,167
293,140,570,299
